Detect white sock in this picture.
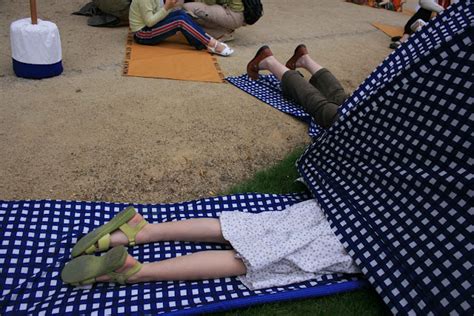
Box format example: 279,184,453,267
419,0,445,13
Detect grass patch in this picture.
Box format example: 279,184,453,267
220,290,390,316
226,147,308,195
220,146,389,315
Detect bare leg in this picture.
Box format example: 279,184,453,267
295,55,323,76
258,54,324,80
110,214,229,247
400,33,410,43
96,250,247,283
258,56,290,81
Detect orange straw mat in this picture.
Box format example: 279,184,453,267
123,33,224,83
372,22,404,38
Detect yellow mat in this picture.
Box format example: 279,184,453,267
372,22,404,38
123,32,224,83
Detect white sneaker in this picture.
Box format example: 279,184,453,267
411,19,427,32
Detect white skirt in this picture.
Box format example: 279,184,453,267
219,199,360,290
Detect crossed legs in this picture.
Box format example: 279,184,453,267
247,45,348,128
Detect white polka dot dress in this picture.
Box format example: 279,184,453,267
219,199,361,290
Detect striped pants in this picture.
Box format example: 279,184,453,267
134,10,211,49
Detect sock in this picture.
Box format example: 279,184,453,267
419,0,445,13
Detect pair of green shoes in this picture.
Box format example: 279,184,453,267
61,206,148,286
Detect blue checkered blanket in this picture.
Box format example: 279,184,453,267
226,74,322,138
297,1,473,315
0,194,367,315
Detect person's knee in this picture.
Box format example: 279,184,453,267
174,11,194,26
174,9,190,19
305,98,339,129
183,3,208,19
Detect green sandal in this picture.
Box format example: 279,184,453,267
72,206,148,257
61,245,142,285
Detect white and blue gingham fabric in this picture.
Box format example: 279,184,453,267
0,193,366,315
298,1,473,315
226,74,322,138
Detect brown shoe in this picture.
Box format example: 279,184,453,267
247,45,273,80
285,44,308,70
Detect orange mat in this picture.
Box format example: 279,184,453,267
123,33,224,83
372,22,404,38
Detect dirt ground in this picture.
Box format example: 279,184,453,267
0,0,411,203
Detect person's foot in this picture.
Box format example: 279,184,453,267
389,41,401,49
285,44,308,70
410,19,427,32
72,206,149,257
96,254,141,283
208,39,234,56
246,45,273,80
109,213,149,247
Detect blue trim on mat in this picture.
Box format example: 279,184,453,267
12,58,63,79
168,280,369,315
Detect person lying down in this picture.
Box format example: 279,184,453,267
61,199,360,290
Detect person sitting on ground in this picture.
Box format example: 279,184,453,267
183,0,246,42
389,0,453,49
247,44,348,129
61,200,360,288
129,0,234,56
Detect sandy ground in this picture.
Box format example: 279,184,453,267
0,0,412,204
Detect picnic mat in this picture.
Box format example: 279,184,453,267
371,22,404,38
123,32,224,83
298,1,473,314
0,193,367,315
226,74,322,139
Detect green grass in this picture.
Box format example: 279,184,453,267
220,146,390,315
226,147,308,195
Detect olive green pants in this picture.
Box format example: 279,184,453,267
281,69,348,129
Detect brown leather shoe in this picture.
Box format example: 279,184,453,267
247,45,273,80
285,44,308,70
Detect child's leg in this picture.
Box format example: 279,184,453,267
289,52,348,106
403,8,432,36
250,50,340,128
96,250,247,283
308,69,348,107
109,216,229,247
134,10,211,49
281,71,340,128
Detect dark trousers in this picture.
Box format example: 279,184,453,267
404,8,432,35
281,69,348,129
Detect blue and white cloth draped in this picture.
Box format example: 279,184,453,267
297,1,473,314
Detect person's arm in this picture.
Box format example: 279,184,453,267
419,0,444,13
139,0,178,27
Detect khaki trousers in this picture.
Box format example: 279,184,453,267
183,2,245,39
